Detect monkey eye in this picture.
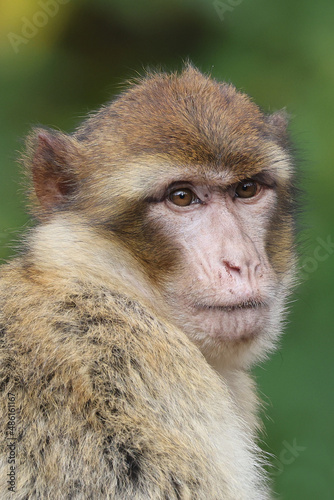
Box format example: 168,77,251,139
168,188,198,207
234,180,260,199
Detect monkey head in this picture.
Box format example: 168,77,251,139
24,65,297,370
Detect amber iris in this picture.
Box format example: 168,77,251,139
235,180,259,198
169,188,195,206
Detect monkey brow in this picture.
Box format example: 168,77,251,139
246,171,277,187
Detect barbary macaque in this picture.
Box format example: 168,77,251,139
0,65,297,499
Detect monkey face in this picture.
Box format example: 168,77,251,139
155,180,274,337
142,163,294,368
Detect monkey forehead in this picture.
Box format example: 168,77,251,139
115,148,291,195
76,66,289,175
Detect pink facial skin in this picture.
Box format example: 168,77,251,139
148,175,282,368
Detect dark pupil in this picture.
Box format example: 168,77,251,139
179,192,186,198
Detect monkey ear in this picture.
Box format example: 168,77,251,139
266,110,290,138
25,129,79,216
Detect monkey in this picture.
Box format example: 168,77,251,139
0,65,297,499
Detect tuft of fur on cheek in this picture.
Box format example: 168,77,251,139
106,202,181,288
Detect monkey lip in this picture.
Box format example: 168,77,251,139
195,299,268,313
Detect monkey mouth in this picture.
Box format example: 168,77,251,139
195,299,267,312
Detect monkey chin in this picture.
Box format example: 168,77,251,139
172,301,278,369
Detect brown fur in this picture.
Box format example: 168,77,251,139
0,65,297,498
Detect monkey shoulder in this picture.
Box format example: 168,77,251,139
0,259,257,499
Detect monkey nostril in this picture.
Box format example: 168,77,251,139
223,260,241,274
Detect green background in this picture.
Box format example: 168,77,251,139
1,1,333,498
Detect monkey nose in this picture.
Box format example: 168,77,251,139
223,260,241,276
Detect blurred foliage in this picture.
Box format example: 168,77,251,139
0,0,333,498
